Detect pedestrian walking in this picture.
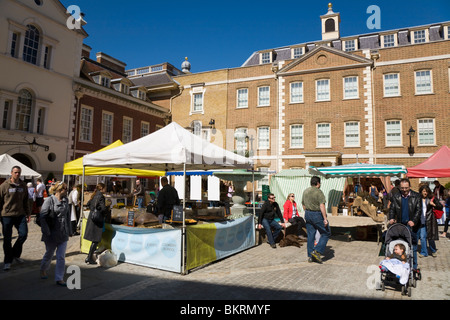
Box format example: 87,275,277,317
84,183,108,265
0,166,30,271
440,189,450,240
35,178,46,211
302,176,330,264
68,184,81,235
27,182,36,217
388,178,421,274
417,185,441,258
257,193,285,248
39,182,71,286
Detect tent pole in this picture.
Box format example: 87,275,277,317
182,162,186,275
78,165,86,249
252,167,256,246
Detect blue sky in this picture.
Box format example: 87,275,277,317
61,0,450,73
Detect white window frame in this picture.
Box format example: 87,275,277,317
257,126,270,150
316,123,331,148
412,29,428,44
141,121,150,138
122,117,133,144
290,124,304,149
291,47,304,59
385,120,402,147
417,119,436,146
344,39,357,52
290,82,304,104
316,79,330,102
415,70,433,95
190,86,205,114
260,52,272,64
235,127,248,154
79,105,94,143
258,86,270,107
343,76,359,100
382,34,397,48
344,122,360,147
237,88,248,109
101,111,114,146
383,73,401,97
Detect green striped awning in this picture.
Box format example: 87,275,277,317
270,169,346,214
310,163,407,178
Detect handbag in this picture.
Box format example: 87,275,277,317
90,197,104,227
432,197,444,219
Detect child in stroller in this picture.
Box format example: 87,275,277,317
378,223,418,297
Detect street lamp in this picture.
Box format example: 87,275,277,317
407,126,416,156
0,138,49,152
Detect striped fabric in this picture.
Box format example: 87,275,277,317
311,163,407,177
270,169,346,214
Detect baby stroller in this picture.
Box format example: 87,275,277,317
378,223,418,297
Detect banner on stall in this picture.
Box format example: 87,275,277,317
186,216,255,271
111,226,182,273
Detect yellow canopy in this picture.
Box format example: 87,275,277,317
63,140,165,177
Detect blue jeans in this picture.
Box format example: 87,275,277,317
1,215,28,264
40,240,68,282
137,197,144,209
305,210,330,257
417,226,436,256
261,218,282,245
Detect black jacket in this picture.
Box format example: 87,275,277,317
422,197,443,241
258,200,283,225
157,185,180,217
388,191,421,232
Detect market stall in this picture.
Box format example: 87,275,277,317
407,145,450,224
63,140,165,255
82,122,254,274
0,154,42,179
308,163,407,237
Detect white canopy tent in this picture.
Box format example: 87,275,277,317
0,154,42,179
83,122,254,274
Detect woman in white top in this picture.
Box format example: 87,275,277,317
418,185,442,258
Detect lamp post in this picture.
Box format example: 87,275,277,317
407,126,416,156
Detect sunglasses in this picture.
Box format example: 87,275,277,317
269,197,276,200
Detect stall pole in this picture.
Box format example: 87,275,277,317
252,168,256,246
181,163,186,275
78,165,86,247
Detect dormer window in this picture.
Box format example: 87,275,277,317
412,29,427,44
91,71,112,88
344,39,357,52
291,47,304,59
131,87,147,101
260,51,275,64
101,77,110,88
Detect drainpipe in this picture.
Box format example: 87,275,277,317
169,85,184,118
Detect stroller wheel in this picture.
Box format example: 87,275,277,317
407,286,412,297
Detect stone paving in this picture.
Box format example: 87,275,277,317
0,221,449,301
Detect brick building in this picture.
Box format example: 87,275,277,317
72,46,169,160
167,4,449,189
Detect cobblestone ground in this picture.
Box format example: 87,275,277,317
0,221,449,301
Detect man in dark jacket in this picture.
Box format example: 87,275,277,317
157,177,180,223
257,193,285,248
388,178,421,270
0,166,29,271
